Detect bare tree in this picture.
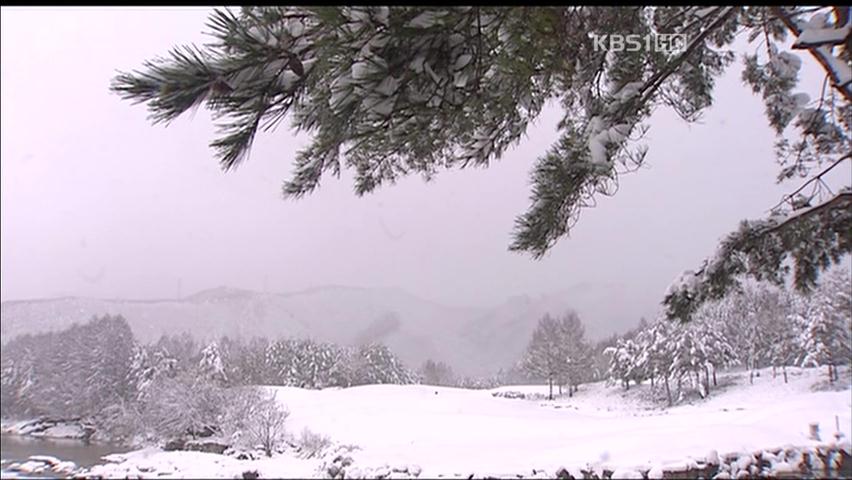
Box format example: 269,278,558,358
520,312,591,400
243,389,290,457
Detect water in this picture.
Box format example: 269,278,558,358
0,434,127,478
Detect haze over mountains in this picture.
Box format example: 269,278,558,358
1,284,647,376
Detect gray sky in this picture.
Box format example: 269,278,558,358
1,8,846,323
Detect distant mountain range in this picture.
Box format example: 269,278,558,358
1,285,643,376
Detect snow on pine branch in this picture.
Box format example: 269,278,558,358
793,24,852,49
663,188,852,322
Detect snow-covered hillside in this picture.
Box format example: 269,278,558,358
78,366,851,479
0,285,632,376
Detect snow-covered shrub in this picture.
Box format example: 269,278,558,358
222,387,290,456
242,389,290,457
136,371,229,441
296,427,332,459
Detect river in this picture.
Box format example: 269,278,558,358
0,434,128,478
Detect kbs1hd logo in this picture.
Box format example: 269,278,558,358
589,33,688,54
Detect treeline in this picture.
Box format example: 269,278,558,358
513,268,851,405
132,335,419,392
603,268,852,405
1,315,135,421
0,317,420,444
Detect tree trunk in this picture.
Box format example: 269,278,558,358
773,365,777,379
558,383,562,396
712,368,717,387
749,360,754,385
650,375,655,388
664,375,672,407
568,381,574,398
703,365,711,394
548,376,553,400
694,370,701,391
783,365,788,383
829,364,835,383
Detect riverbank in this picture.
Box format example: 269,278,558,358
68,439,852,479
1,418,94,441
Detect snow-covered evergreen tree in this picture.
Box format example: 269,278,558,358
0,333,38,417
604,337,642,391
265,338,298,386
128,342,153,399
605,310,737,404
796,267,852,381
352,343,416,385
288,339,350,389
199,341,228,385
419,359,455,386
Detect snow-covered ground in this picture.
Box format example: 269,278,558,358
79,366,851,478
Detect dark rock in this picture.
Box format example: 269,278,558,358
163,438,185,451
580,468,599,479
242,470,260,479
186,424,218,438
661,461,722,480
327,464,341,478
184,440,229,455
555,467,574,479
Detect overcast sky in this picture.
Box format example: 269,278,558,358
1,8,847,326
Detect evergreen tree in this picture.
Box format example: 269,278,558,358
199,341,228,385
604,337,642,391
113,7,851,321
0,333,39,417
796,268,852,381
419,359,455,386
265,338,299,385
352,343,416,385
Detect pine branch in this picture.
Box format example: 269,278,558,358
111,46,221,125
664,189,852,322
770,6,852,103
510,8,737,258
768,152,851,212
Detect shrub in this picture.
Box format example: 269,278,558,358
297,427,332,459
236,389,290,457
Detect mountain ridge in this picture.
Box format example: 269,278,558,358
1,284,639,376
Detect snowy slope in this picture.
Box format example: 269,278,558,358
274,366,851,477
75,366,851,479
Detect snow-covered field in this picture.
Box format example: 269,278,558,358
78,366,851,478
